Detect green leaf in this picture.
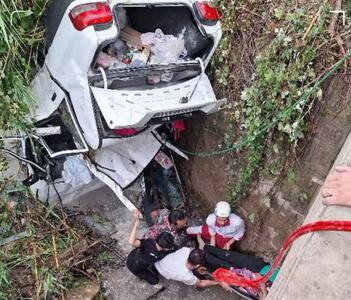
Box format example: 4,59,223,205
0,16,9,48
287,168,296,183
261,197,271,208
24,9,33,17
274,8,284,20
248,213,255,223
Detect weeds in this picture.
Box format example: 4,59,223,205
211,0,350,204
0,180,119,299
0,0,47,171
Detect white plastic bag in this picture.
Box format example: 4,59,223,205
141,28,187,63
62,156,92,188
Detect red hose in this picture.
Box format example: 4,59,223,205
212,220,351,289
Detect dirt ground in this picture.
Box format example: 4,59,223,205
178,74,351,260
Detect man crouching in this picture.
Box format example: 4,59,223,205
127,210,175,285
155,247,232,291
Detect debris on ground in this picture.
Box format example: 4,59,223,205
65,280,101,300
0,180,121,299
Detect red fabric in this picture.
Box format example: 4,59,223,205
215,217,230,227
201,225,232,249
212,268,258,288
172,120,186,141
212,220,351,289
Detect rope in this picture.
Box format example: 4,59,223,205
180,49,351,157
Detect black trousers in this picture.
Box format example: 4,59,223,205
132,269,159,285
203,244,266,273
126,253,159,285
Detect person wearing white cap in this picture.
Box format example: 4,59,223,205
187,201,245,249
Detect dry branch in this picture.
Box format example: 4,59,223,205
52,235,60,270
335,34,348,72
328,0,343,37
302,0,329,41
59,239,89,267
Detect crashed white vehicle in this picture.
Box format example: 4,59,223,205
3,0,223,211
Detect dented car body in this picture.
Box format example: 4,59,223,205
2,0,223,211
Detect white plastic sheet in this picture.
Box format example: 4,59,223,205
62,156,92,187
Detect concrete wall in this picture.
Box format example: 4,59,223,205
267,131,351,300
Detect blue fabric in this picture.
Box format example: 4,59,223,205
259,265,280,282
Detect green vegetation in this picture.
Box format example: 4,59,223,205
0,181,72,299
0,4,52,296
211,0,350,205
0,181,116,299
0,0,46,134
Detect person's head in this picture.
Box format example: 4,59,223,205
145,207,160,226
187,249,205,269
168,210,188,230
155,231,175,251
214,201,231,227
150,208,160,221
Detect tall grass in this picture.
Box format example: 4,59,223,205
0,181,86,299
0,3,47,294
0,0,47,134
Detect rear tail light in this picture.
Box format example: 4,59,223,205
113,128,139,137
69,2,112,31
195,2,220,25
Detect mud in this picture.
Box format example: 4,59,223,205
178,112,230,212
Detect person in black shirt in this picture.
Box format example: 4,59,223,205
127,209,175,285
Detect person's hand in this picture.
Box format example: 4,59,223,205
223,243,230,250
196,266,208,276
223,239,234,250
258,282,268,300
218,281,233,292
132,209,141,222
197,234,205,250
322,166,351,207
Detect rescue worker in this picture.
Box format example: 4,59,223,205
187,201,245,249
126,210,175,285
154,247,232,291
144,209,188,247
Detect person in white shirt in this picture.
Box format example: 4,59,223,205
187,201,245,249
155,247,232,291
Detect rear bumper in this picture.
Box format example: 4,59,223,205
91,74,223,128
